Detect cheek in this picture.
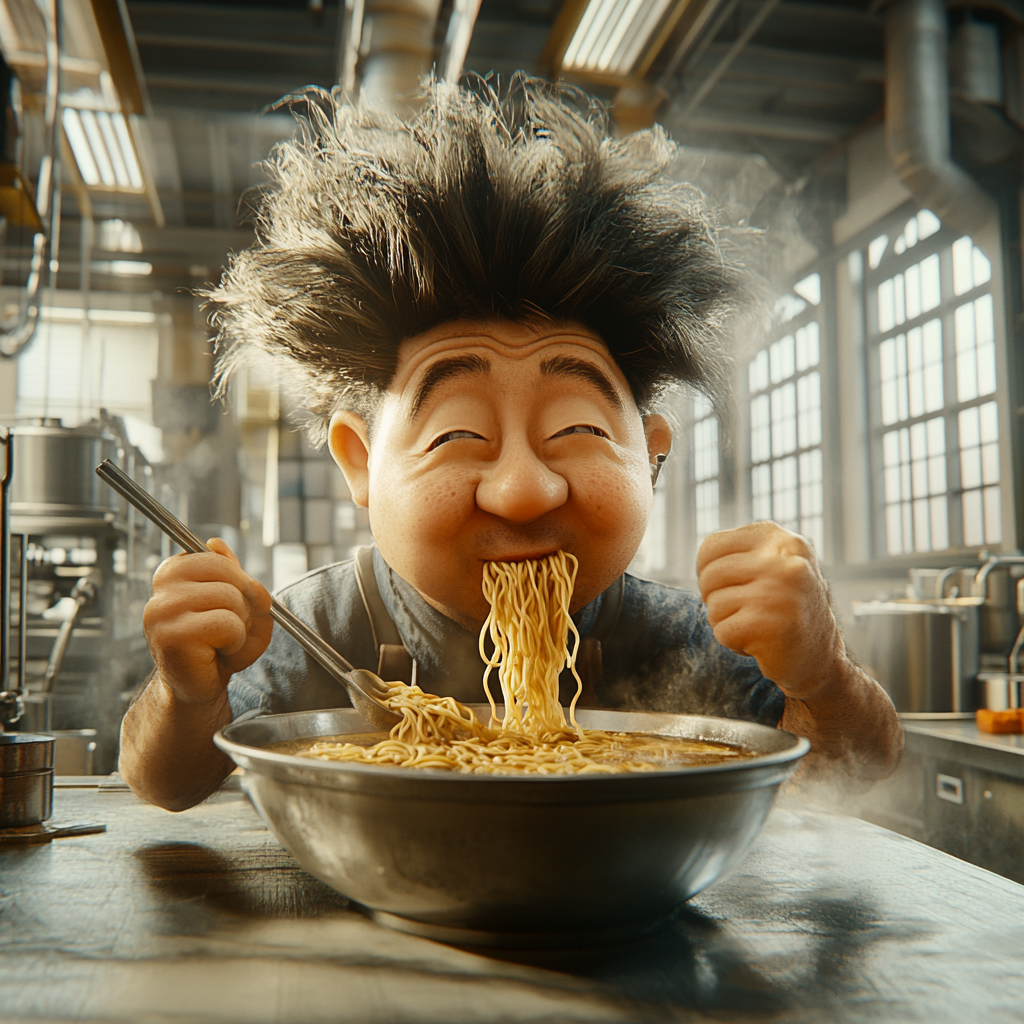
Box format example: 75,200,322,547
369,466,477,545
572,458,650,536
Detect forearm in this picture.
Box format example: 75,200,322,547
780,658,903,789
119,674,235,811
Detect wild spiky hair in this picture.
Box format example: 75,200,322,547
207,75,739,441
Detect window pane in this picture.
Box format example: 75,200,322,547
750,394,771,463
878,278,895,333
795,321,819,371
963,488,984,546
886,502,905,555
695,479,719,542
922,320,943,412
797,372,821,449
905,262,921,320
920,254,941,312
961,445,982,490
979,401,999,443
770,335,795,383
751,463,772,520
749,349,769,394
772,456,798,527
918,209,941,239
771,383,797,457
973,247,991,289
953,236,973,296
799,448,823,517
913,499,932,552
868,234,889,269
694,416,719,482
983,486,1001,544
929,495,949,550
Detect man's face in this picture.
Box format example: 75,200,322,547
328,321,671,630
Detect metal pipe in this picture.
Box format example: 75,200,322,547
0,0,62,359
41,575,94,696
973,555,1024,600
0,429,10,693
358,0,443,110
16,534,25,698
884,0,996,236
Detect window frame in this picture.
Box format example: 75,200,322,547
861,208,1012,559
743,282,829,561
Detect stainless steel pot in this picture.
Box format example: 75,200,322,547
10,423,121,520
216,708,809,947
0,733,54,827
852,598,980,714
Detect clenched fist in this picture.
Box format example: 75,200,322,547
697,522,843,700
143,538,273,704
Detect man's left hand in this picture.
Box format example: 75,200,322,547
697,521,843,698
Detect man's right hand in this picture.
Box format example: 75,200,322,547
143,537,273,703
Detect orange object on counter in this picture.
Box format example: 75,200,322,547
975,708,1024,734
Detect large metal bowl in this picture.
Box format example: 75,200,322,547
216,708,809,947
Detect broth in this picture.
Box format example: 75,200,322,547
268,732,756,773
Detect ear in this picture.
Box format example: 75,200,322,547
328,410,371,508
643,413,672,463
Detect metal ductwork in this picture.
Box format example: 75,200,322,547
359,0,444,110
885,0,997,235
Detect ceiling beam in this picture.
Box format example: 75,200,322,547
668,106,851,143
134,32,334,59
144,72,314,97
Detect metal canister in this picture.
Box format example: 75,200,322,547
977,672,1024,711
0,733,54,827
9,422,121,521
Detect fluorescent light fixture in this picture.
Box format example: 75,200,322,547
63,108,99,184
109,260,153,276
41,306,156,324
563,0,675,76
62,107,145,192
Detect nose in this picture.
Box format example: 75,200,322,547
476,440,568,523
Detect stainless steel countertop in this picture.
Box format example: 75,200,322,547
902,717,1024,756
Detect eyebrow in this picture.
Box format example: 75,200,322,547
411,354,490,416
540,355,623,410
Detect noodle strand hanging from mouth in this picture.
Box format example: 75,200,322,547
299,551,747,774
479,553,583,738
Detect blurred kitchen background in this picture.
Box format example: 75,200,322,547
0,0,1023,877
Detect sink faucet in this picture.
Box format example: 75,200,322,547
972,554,1024,601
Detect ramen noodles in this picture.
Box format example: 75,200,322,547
295,552,752,774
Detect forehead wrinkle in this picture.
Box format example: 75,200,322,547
539,355,623,410
411,354,490,417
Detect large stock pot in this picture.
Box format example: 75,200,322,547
216,707,808,947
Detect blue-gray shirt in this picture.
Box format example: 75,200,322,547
228,548,785,726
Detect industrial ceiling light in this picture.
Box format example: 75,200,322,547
62,89,144,192
562,0,676,77
545,0,727,91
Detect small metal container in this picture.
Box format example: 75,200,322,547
0,733,54,827
977,672,1024,711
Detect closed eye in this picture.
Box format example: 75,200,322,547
551,424,608,439
427,430,485,451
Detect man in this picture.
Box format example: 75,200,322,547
120,78,901,810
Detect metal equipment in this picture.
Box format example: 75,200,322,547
216,707,808,948
96,459,401,731
6,420,157,772
853,555,1024,716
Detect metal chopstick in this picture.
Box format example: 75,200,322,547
95,459,357,679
